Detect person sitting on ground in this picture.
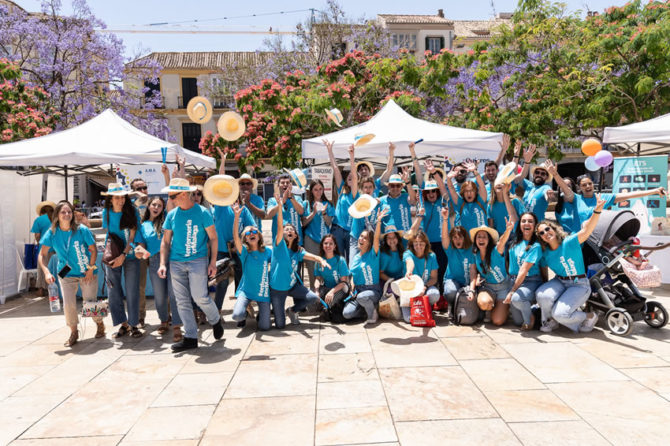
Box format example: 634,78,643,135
314,234,351,318
402,229,440,323
302,179,335,289
441,210,475,314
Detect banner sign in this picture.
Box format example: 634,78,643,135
311,166,334,201
612,155,668,233
115,163,166,195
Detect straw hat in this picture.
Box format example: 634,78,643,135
217,111,246,141
160,178,198,195
383,223,404,238
101,183,131,196
287,168,308,189
237,173,258,190
385,174,405,187
355,160,375,177
354,133,375,147
531,163,553,183
348,194,378,219
494,161,517,186
35,200,56,215
423,180,439,191
391,275,424,301
186,96,213,124
423,168,446,184
325,108,343,127
203,175,239,206
469,225,499,244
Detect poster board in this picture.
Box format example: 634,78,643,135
114,163,166,195
311,166,334,201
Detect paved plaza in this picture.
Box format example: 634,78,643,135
1,286,670,446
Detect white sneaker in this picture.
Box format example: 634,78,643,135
286,307,300,325
540,319,559,333
579,312,598,333
365,309,379,326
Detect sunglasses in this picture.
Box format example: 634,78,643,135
388,184,403,188
535,170,549,177
168,194,180,200
135,186,148,191
192,191,202,196
457,170,467,175
426,189,438,194
537,227,553,236
239,182,253,186
245,229,259,236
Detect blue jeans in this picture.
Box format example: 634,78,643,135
148,254,181,325
343,285,381,320
481,280,511,301
331,224,350,264
214,250,242,311
536,277,591,332
349,234,360,263
443,279,465,310
106,256,140,327
170,257,220,339
509,275,542,326
270,284,320,329
231,291,271,331
401,285,440,323
431,242,448,293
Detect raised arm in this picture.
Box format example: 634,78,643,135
409,142,424,189
440,206,451,250
445,169,460,203
497,217,514,254
349,144,358,198
402,166,417,205
324,139,343,188
373,207,388,255
545,159,574,203
231,203,244,254
514,143,536,184
216,147,227,175
465,161,486,202
614,186,666,204
502,183,519,227
577,195,606,244
496,134,510,166
378,142,396,184
274,188,284,246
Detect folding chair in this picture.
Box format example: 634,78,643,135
16,247,38,294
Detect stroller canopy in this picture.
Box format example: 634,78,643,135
587,210,641,247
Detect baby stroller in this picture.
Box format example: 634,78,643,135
584,210,670,336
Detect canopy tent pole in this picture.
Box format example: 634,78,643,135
41,173,48,201
64,165,69,201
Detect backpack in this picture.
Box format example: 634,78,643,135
453,287,481,326
324,294,347,324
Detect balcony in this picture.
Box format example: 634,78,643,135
177,95,235,109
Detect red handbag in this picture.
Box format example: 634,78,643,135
410,295,436,327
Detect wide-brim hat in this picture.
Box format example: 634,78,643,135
101,183,131,196
385,174,405,187
160,177,198,194
531,164,553,183
217,111,246,141
469,225,499,244
348,194,378,219
391,275,424,300
382,223,404,237
494,162,517,186
423,180,439,191
186,96,213,124
355,160,375,177
203,175,239,206
424,168,446,183
237,173,258,190
354,133,375,147
287,168,308,189
35,200,56,215
325,108,343,127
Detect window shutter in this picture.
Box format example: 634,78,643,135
425,36,430,53
440,36,445,50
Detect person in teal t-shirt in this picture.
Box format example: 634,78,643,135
402,230,440,323
266,174,305,246
324,140,357,263
31,201,55,295
487,182,523,236
440,209,475,313
380,226,405,283
446,161,487,233
314,234,351,310
302,179,336,289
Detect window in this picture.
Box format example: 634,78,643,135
182,123,202,151
180,77,198,108
425,36,445,54
391,33,417,50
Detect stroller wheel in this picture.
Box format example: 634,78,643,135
605,308,634,336
644,301,668,329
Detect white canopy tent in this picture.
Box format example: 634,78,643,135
302,100,504,159
0,109,216,169
603,112,670,155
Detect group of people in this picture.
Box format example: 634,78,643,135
33,136,667,352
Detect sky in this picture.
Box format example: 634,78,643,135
15,0,632,59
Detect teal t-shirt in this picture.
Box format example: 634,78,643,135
40,226,95,278
475,249,508,284
270,239,305,291
237,245,272,302
139,220,163,256
487,197,525,235
267,196,304,246
380,193,413,232
455,196,487,232
380,250,404,280
303,201,335,243
402,250,437,284
508,240,542,277
556,198,581,234
486,180,517,200
333,181,355,231
315,255,350,289
444,246,475,285
350,249,380,287
521,179,551,221
162,205,214,262
575,193,616,226
421,199,444,243
248,194,266,228
542,233,585,277
31,214,52,237
351,204,392,240
102,209,142,259
212,205,254,253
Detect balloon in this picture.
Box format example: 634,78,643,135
594,150,613,167
585,156,600,171
581,139,602,157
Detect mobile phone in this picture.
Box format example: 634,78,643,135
58,265,72,278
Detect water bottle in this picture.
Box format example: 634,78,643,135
48,282,61,312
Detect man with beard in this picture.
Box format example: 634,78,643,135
267,174,305,245
518,160,552,221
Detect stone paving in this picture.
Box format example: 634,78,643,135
1,287,670,445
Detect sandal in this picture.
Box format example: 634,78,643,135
130,326,143,338
64,330,79,347
113,324,130,338
173,326,183,342
95,322,106,338
157,322,169,335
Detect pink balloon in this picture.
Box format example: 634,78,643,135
594,150,613,167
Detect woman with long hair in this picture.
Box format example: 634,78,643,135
343,208,389,325
440,209,475,312
503,212,545,330
302,179,335,289
102,183,142,339
468,218,514,326
487,182,524,236
534,196,606,333
380,227,405,283
420,161,451,288
314,234,350,310
446,161,487,233
37,201,102,347
402,230,439,323
135,196,183,341
553,175,580,233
